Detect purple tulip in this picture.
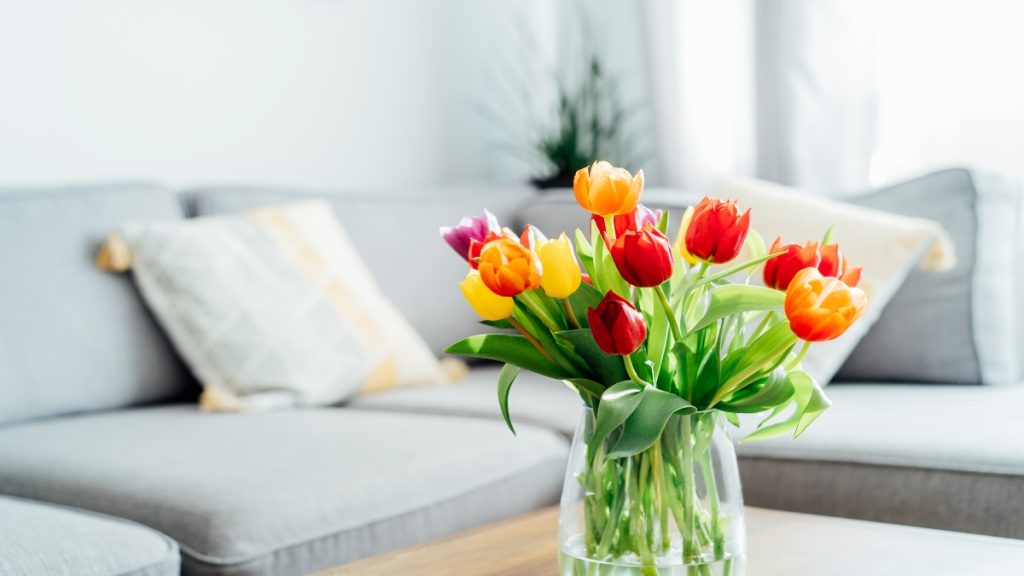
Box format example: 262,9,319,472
440,209,500,261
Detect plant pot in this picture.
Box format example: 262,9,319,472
559,408,746,576
531,172,576,190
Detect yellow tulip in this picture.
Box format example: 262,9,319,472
460,270,514,321
672,205,700,265
537,233,582,298
573,161,644,216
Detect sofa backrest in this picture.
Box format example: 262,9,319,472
0,183,194,426
184,185,538,356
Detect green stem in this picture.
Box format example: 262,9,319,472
517,290,562,333
749,310,776,342
680,415,698,564
700,449,723,559
626,456,657,575
562,298,582,329
623,355,650,387
785,339,812,370
654,284,684,342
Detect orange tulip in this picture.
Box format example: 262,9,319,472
784,268,867,342
573,161,644,216
478,237,542,297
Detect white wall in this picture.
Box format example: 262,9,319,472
0,0,556,190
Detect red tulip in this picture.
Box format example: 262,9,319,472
587,291,647,356
684,197,751,264
763,238,822,291
763,238,863,291
609,224,674,287
467,229,516,270
819,244,862,287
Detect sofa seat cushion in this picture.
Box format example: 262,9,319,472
348,366,583,437
0,495,179,576
736,383,1024,537
0,406,567,576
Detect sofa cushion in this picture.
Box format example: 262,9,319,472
184,185,537,356
0,495,179,576
0,406,567,576
837,168,1023,384
0,183,193,425
348,366,583,436
736,382,1024,537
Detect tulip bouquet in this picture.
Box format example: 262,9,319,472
441,162,867,576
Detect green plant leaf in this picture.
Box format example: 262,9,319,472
555,328,628,385
566,378,606,402
481,319,514,330
497,363,520,435
691,285,785,333
590,381,644,449
608,386,696,458
575,228,596,281
713,322,797,405
742,370,831,442
716,367,795,413
445,334,571,380
566,281,603,328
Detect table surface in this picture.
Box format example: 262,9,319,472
321,506,1024,575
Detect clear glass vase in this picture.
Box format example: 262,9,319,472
559,408,746,576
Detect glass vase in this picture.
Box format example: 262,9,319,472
559,408,746,576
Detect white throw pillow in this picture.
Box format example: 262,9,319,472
116,213,370,410
713,177,956,385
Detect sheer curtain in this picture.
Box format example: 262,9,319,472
870,0,1024,187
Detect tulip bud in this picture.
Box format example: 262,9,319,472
587,291,647,356
784,268,867,342
610,224,674,288
573,161,645,217
537,233,582,298
478,237,542,297
440,210,500,261
684,197,751,264
459,270,514,321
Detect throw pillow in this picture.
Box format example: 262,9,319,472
837,168,1022,385
99,201,452,411
713,177,955,385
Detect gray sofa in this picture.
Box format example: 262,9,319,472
1,169,1021,575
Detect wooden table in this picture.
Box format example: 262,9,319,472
322,506,1024,575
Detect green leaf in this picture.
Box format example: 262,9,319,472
575,228,596,281
555,329,628,385
608,387,696,458
481,318,514,330
696,251,784,288
592,221,629,298
716,367,795,413
512,304,586,375
657,209,671,234
714,322,797,405
742,370,831,442
445,334,571,380
591,381,645,450
691,285,785,333
566,378,605,402
497,363,520,435
744,229,767,262
566,281,603,328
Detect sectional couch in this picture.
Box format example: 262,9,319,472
0,168,1021,575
